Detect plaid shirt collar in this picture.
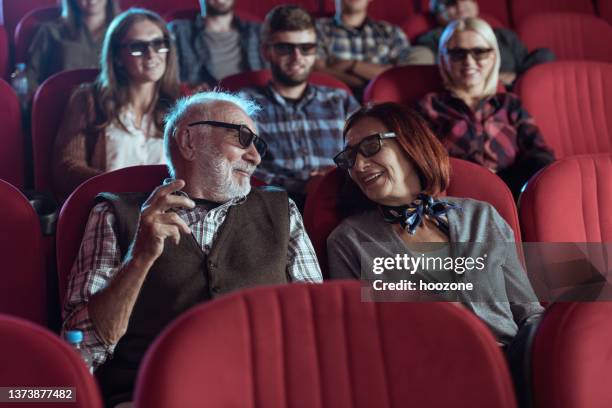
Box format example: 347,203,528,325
442,90,505,115
264,82,317,110
332,14,373,32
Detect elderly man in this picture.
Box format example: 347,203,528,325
416,0,554,86
241,5,360,209
62,91,322,407
169,0,266,87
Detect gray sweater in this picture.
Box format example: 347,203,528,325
327,197,543,343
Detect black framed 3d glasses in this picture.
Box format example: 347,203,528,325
446,47,494,62
187,120,268,157
120,37,170,57
333,132,397,170
270,42,317,56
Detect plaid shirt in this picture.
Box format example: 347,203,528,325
62,194,322,369
242,83,360,193
417,91,554,172
315,16,412,65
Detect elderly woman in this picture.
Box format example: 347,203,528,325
327,101,541,405
417,17,554,198
26,0,120,90
328,101,541,340
52,8,181,199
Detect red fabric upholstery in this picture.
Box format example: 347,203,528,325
401,13,505,42
599,0,612,25
532,302,612,408
135,281,517,408
0,314,103,408
56,165,169,304
0,0,57,44
0,78,24,189
511,0,595,27
14,6,60,63
519,154,612,242
478,0,511,27
0,180,45,324
517,61,612,159
0,25,8,79
219,69,353,94
31,68,98,194
304,158,520,277
518,12,612,62
363,65,444,106
118,0,199,16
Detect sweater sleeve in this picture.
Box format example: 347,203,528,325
52,85,103,198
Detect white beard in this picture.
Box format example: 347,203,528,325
200,145,254,201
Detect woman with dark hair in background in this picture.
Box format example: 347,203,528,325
52,8,181,199
417,18,554,198
26,0,120,90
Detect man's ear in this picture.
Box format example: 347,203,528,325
261,43,271,62
175,127,197,161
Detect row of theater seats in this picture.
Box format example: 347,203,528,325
0,60,610,196
4,281,612,408
2,0,612,79
2,150,611,327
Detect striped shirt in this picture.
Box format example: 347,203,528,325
242,83,360,193
316,16,412,65
62,193,322,369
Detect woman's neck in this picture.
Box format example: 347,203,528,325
126,82,157,126
83,12,107,39
453,86,485,111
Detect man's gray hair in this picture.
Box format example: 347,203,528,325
163,90,261,177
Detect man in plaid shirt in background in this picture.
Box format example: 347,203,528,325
62,91,322,407
241,5,360,209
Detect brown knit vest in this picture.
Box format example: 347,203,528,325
94,188,290,404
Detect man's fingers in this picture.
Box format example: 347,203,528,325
144,179,187,206
157,213,192,235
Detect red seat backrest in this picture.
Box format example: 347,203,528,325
0,0,57,44
56,165,169,304
0,314,103,408
118,0,199,16
0,78,24,189
520,154,612,242
363,65,444,106
516,61,612,159
0,180,45,324
135,281,517,408
478,0,511,27
14,6,61,63
304,158,520,277
401,12,505,43
219,69,353,94
511,0,595,27
0,25,8,79
31,68,99,194
599,0,612,26
517,12,612,62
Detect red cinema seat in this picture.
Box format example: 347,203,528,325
532,302,612,408
220,69,353,94
0,180,45,324
511,0,595,27
135,281,517,408
0,314,103,408
478,0,511,27
31,68,98,195
0,78,24,189
363,65,444,106
304,158,520,277
0,0,57,44
402,12,504,42
520,154,612,243
118,0,199,16
517,61,612,159
0,25,8,79
599,0,612,25
14,6,61,63
518,12,612,63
